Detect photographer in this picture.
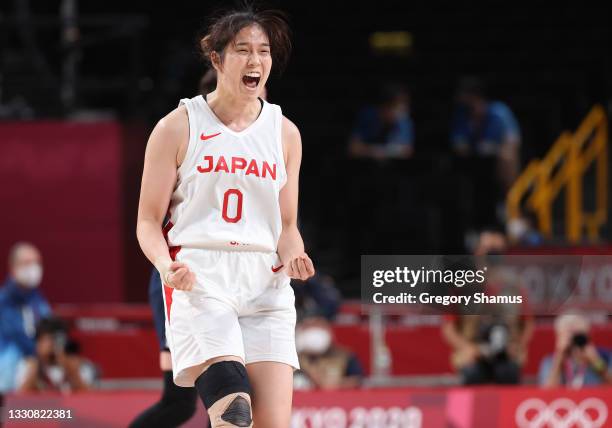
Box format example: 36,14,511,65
15,317,90,392
441,232,533,385
442,313,532,385
539,313,612,388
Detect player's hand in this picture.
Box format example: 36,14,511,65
164,261,196,291
285,253,315,281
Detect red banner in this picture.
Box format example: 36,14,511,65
494,387,611,428
3,387,611,427
0,121,123,303
292,388,445,427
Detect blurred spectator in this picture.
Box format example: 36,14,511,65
15,317,93,392
292,272,342,321
539,313,612,388
294,317,363,390
0,242,51,393
473,230,507,257
442,314,532,385
442,231,533,385
451,77,521,191
348,83,414,160
506,210,544,246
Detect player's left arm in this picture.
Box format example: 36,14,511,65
277,116,315,281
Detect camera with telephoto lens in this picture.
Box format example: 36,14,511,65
571,332,589,349
478,322,510,361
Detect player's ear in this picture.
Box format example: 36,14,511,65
211,51,223,72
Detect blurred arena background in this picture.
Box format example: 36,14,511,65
1,1,611,427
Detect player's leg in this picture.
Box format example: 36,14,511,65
178,287,252,427
129,269,198,428
175,250,259,427
239,273,298,428
246,361,294,428
193,356,253,428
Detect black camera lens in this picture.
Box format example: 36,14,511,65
572,333,589,348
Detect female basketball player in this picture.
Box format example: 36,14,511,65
136,7,314,428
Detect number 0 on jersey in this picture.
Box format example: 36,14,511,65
222,189,243,223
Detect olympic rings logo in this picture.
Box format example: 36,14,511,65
515,398,608,428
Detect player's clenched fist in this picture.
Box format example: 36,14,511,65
285,253,315,281
165,261,196,291
155,259,196,291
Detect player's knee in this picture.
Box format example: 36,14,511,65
195,361,253,428
208,392,252,427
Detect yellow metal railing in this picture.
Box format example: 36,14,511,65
507,105,608,243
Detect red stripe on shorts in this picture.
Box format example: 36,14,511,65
163,282,174,323
161,218,181,324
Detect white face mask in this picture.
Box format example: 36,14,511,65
15,263,43,288
507,218,528,241
296,327,332,355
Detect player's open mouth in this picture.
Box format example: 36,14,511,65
242,73,260,89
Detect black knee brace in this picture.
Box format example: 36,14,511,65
195,361,252,427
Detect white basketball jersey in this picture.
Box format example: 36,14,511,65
165,95,286,252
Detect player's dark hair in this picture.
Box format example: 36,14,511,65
199,5,292,73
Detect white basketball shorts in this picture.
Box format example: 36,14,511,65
161,248,299,387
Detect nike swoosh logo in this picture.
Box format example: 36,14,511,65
271,264,284,273
200,132,221,141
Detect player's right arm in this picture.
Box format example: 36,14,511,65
136,106,195,291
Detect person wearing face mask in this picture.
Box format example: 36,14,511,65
348,83,414,160
294,318,363,390
0,242,51,394
539,312,612,388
